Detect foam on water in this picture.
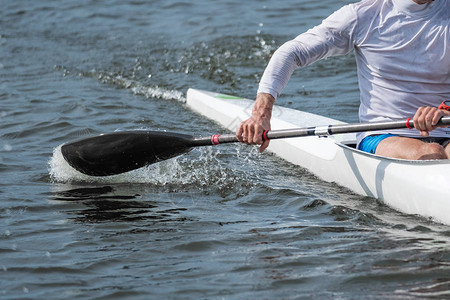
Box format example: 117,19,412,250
95,73,186,103
58,66,187,103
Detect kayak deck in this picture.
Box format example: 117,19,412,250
186,88,450,225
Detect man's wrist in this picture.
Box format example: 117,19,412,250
253,93,275,118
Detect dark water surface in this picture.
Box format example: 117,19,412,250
1,0,450,299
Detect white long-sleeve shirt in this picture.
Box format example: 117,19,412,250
258,0,450,144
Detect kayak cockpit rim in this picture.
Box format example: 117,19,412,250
337,140,450,165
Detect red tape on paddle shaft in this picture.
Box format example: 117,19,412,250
262,130,269,141
406,118,413,129
211,134,220,145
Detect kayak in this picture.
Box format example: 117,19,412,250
186,88,450,225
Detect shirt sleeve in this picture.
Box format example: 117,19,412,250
257,4,358,99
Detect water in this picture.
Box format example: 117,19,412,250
1,0,450,299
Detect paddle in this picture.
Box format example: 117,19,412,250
61,116,450,176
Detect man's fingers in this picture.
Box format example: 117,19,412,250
413,106,438,134
252,124,263,144
244,125,254,144
419,130,430,137
236,125,244,142
259,140,270,153
413,106,449,137
432,110,445,127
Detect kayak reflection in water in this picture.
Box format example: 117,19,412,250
237,0,450,160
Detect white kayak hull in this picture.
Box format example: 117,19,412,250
186,88,450,225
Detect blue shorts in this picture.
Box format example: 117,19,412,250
358,134,397,154
358,134,450,154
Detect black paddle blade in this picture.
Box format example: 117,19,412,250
61,131,194,176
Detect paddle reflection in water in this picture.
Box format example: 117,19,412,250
50,185,188,223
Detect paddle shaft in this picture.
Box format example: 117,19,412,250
191,116,450,146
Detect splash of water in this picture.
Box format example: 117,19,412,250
48,144,194,184
96,73,186,103
48,144,246,190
